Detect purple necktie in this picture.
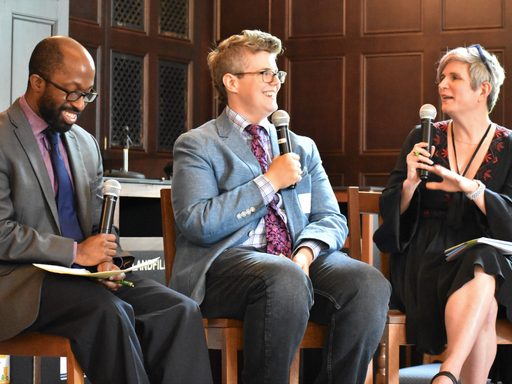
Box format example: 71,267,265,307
246,124,292,257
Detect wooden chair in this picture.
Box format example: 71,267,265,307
346,186,512,384
161,188,351,384
0,333,84,384
160,187,243,384
346,186,404,384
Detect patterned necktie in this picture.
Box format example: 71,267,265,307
45,130,84,242
246,124,292,257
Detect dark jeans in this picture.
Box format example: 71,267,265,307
28,272,213,384
200,248,391,384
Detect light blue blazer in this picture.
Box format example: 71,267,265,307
171,111,348,304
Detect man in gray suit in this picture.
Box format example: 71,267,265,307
172,29,391,384
0,36,212,384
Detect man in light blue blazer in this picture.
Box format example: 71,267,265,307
172,29,391,384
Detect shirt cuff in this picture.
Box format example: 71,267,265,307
254,174,276,205
72,241,77,261
293,240,325,260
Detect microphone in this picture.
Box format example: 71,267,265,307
271,110,296,189
271,110,292,155
99,179,122,234
419,104,437,180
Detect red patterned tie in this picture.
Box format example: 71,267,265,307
246,124,292,257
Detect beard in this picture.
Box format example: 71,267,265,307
38,92,79,133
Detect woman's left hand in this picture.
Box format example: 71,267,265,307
425,164,478,194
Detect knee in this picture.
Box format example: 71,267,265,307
474,266,497,293
347,264,391,312
263,259,314,309
341,264,391,327
176,293,203,318
151,288,203,322
88,296,136,328
332,267,390,336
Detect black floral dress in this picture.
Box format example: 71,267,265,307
374,120,512,354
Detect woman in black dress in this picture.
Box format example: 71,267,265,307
374,45,512,384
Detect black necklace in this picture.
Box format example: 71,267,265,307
451,122,492,176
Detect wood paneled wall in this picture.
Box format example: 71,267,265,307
69,0,213,179
216,0,512,187
70,0,512,186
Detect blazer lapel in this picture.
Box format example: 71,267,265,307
8,103,59,226
216,113,262,177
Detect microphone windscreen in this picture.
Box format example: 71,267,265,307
419,104,437,120
102,179,121,197
271,110,290,127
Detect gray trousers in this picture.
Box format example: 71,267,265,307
28,272,213,384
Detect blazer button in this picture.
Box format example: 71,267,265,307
248,230,255,237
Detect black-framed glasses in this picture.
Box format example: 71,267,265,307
38,75,98,103
468,44,492,76
233,70,287,84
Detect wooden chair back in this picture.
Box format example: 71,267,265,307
160,187,176,285
347,186,385,269
0,333,84,384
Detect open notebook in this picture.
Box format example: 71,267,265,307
445,237,512,261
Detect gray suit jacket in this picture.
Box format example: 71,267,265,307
0,99,104,340
171,111,348,304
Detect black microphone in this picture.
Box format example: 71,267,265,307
272,110,292,155
419,104,437,180
271,110,296,189
99,179,121,234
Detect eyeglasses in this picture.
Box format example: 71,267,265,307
468,44,492,76
233,70,287,84
39,75,98,103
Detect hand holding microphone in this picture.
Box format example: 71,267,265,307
418,104,437,180
100,179,122,234
76,180,121,267
97,179,132,288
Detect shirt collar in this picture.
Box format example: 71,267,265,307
225,105,272,135
19,95,48,136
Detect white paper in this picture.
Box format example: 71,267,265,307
33,257,160,278
475,237,512,254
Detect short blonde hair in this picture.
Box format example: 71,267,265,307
437,45,505,113
207,30,283,104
